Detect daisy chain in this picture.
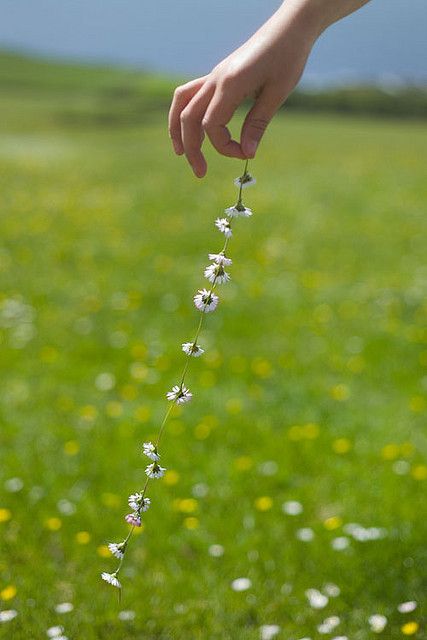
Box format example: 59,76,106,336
101,160,254,591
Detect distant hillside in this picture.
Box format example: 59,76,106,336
0,51,426,132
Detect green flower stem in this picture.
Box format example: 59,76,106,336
112,161,248,582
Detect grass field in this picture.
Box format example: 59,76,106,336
0,54,426,639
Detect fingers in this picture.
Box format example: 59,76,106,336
180,82,215,178
202,88,246,160
168,77,207,156
240,86,282,159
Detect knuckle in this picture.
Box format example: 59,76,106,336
173,85,185,99
201,116,213,130
218,76,234,91
248,117,269,132
180,109,192,125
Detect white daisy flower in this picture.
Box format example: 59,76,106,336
0,610,18,623
234,172,256,188
282,500,303,515
142,441,160,461
46,626,65,638
208,544,224,557
317,616,340,634
368,614,387,633
193,289,219,313
140,497,151,511
182,342,204,357
225,204,253,218
323,583,341,597
145,463,167,479
231,577,252,592
305,588,329,609
128,492,151,512
215,217,232,237
108,542,126,559
397,601,417,613
166,384,193,404
118,610,136,621
204,263,230,285
54,602,74,614
296,527,314,541
101,571,121,589
208,252,232,266
260,625,281,640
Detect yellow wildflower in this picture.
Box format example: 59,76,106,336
0,585,17,601
401,622,419,635
255,496,273,512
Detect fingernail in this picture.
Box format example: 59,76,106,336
245,140,258,158
173,141,184,155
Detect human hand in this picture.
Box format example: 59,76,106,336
168,0,369,178
168,1,320,178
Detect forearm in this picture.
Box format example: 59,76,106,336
256,0,371,44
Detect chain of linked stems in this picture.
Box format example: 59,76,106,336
101,159,254,596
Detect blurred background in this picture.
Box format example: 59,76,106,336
0,2,426,639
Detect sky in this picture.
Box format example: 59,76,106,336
0,0,426,85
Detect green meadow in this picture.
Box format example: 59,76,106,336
0,53,426,639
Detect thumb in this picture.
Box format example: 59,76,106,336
240,87,280,159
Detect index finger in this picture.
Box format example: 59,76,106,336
202,89,246,160
168,77,207,155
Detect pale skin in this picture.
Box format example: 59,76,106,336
168,0,371,177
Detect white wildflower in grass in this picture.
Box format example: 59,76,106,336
182,342,204,357
101,161,255,590
215,217,232,237
55,602,74,614
0,610,18,623
323,583,341,597
331,536,350,551
108,542,126,559
193,289,219,313
368,614,388,633
142,441,160,461
47,626,66,638
259,624,281,640
118,610,136,621
296,527,314,541
101,571,121,589
398,601,417,613
208,544,225,557
145,463,166,479
234,171,256,188
231,577,252,592
225,203,253,218
204,263,231,285
305,588,329,609
166,384,192,404
344,523,387,542
282,500,303,515
4,477,24,492
54,603,74,614
208,252,232,266
317,616,340,634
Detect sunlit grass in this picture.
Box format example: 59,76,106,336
0,56,426,639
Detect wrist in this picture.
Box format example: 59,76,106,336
280,0,370,35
